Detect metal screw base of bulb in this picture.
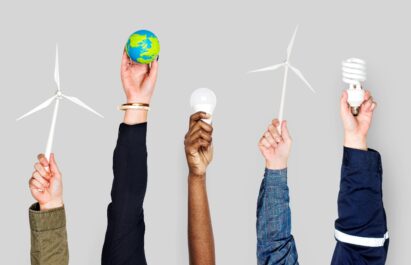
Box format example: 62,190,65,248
351,107,360,116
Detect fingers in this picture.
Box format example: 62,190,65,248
259,136,272,149
148,58,159,82
361,96,374,112
268,120,282,143
32,171,49,188
29,177,46,192
259,119,282,150
259,118,291,150
49,153,61,179
188,120,213,138
281,120,292,142
359,90,377,114
264,131,278,148
185,115,213,152
340,90,350,114
186,127,213,145
34,161,50,180
189,129,213,143
363,90,371,101
189,112,211,129
37,153,49,167
370,101,377,111
271,119,280,128
190,139,212,151
121,49,130,72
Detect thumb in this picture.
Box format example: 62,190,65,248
121,49,130,72
281,120,292,142
148,58,159,83
49,153,61,179
340,90,350,116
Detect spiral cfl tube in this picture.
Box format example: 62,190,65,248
342,58,367,116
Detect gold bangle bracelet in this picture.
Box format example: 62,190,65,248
118,103,150,111
122,103,150,107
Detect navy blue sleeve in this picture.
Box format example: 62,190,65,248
257,168,299,265
102,123,148,265
331,147,389,265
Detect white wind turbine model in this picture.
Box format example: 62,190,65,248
17,44,103,160
249,25,315,132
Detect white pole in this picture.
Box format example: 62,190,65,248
278,64,289,134
45,99,60,161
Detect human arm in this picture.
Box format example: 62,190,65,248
185,112,215,265
256,120,298,265
101,51,158,265
331,91,389,265
29,154,68,265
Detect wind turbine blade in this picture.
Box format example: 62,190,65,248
248,63,284,73
288,65,316,93
16,95,57,121
54,44,60,91
63,95,104,118
286,25,299,61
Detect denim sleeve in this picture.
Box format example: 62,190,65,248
257,168,299,265
331,147,389,265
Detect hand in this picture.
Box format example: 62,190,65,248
121,50,159,103
258,119,292,170
341,90,377,150
184,112,214,178
29,153,63,211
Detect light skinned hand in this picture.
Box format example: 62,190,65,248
184,112,214,178
340,90,377,150
29,153,63,211
259,119,292,170
121,50,159,104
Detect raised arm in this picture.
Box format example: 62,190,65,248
256,120,298,265
28,154,68,265
185,112,215,265
331,91,389,264
101,51,158,265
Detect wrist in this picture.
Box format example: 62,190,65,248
126,95,151,104
188,171,206,181
344,133,367,150
40,199,63,211
265,160,288,170
124,109,148,124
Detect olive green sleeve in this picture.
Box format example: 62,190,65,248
29,203,69,265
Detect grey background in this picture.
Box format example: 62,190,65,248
0,0,409,264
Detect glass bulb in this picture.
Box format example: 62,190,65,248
190,88,217,124
190,88,217,114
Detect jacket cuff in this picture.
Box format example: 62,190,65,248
343,147,382,173
264,168,288,186
117,122,147,147
29,203,66,232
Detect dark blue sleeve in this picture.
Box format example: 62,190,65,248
102,123,148,265
331,147,389,265
257,168,299,265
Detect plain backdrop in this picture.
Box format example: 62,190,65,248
0,0,409,264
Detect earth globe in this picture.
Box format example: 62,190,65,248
125,30,160,64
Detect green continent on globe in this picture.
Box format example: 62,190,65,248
126,30,160,64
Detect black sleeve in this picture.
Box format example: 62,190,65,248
102,123,148,265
